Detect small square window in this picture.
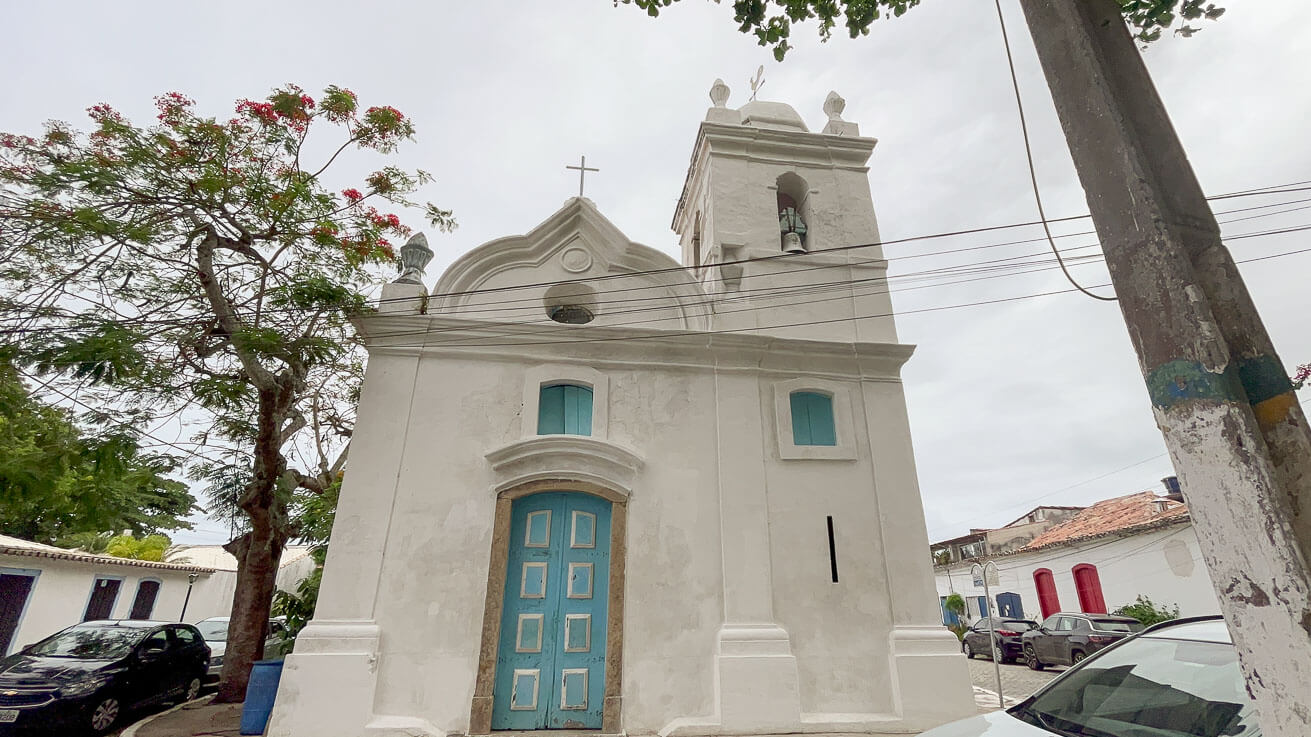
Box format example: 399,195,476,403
790,391,836,446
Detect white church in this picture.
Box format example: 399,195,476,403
268,83,976,737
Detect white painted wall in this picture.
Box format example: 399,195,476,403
934,523,1221,623
1,554,212,654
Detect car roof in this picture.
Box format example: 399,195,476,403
1140,616,1232,644
77,620,173,629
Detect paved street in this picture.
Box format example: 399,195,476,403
966,657,1062,711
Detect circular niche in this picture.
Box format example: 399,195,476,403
544,282,599,325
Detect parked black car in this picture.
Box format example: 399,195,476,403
0,620,209,734
961,617,1038,663
1022,612,1143,669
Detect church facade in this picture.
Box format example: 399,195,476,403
268,85,975,737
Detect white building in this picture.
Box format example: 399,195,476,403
0,534,214,655
270,86,975,737
166,543,319,623
934,491,1221,625
0,536,320,658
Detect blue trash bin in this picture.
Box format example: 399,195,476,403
240,659,285,735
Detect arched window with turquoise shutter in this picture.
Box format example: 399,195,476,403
538,384,594,436
790,391,836,446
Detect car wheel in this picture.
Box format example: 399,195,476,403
1072,650,1087,665
184,675,203,702
89,695,120,734
962,641,973,659
991,644,1004,663
1024,644,1044,671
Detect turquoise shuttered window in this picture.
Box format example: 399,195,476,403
538,384,594,436
790,391,836,446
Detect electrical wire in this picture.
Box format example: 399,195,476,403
1,189,1307,337
992,0,1116,302
344,240,1311,350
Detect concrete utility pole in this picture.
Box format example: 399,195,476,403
1014,1,1311,734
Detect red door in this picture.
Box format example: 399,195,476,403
1033,568,1060,619
1072,564,1107,614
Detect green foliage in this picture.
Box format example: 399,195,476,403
0,361,196,544
1112,594,1180,626
104,533,171,561
948,622,969,641
272,563,322,646
54,530,113,553
944,593,966,616
623,0,1225,59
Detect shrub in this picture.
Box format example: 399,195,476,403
1113,594,1180,626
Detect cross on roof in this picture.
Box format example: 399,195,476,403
566,155,599,197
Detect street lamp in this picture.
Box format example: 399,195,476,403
179,572,199,622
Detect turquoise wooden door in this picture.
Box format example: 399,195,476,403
493,492,610,730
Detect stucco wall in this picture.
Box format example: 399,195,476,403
1,554,210,654
935,523,1220,622
362,354,728,732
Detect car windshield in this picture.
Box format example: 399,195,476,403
195,620,228,642
1092,619,1144,633
28,627,145,659
1014,635,1259,737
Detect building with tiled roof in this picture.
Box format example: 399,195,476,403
0,536,319,658
931,478,1220,627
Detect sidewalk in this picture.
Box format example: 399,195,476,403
122,695,245,737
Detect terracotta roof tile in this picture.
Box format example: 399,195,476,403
1020,492,1188,551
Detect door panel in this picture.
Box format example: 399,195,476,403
0,573,37,655
83,578,121,621
996,592,1022,618
492,492,611,730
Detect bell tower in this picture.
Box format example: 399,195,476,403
673,81,897,344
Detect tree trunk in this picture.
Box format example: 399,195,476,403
215,526,285,702
213,380,297,703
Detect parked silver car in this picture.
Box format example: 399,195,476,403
920,616,1260,737
194,617,289,683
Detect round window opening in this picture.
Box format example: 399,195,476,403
543,282,599,325
548,304,594,324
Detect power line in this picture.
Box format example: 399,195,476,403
2,190,1307,338
992,0,1116,302
348,240,1311,350
16,369,232,466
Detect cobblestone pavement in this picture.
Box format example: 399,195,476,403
967,656,1063,711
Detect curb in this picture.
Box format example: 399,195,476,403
120,693,217,737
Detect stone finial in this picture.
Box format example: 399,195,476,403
820,91,860,136
393,232,434,285
823,91,846,121
709,79,731,108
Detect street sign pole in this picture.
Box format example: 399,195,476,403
972,561,1004,708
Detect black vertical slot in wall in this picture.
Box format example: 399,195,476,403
827,515,839,583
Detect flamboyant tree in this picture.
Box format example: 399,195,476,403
0,85,452,700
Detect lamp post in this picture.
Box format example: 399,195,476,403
180,572,198,622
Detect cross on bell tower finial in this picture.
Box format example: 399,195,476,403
566,155,600,197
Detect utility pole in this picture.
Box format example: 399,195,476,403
1014,2,1311,734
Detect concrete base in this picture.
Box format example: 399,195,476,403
266,621,382,737
888,626,977,730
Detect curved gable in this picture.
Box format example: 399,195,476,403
432,198,709,331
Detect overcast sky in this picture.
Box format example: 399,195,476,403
3,0,1308,546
